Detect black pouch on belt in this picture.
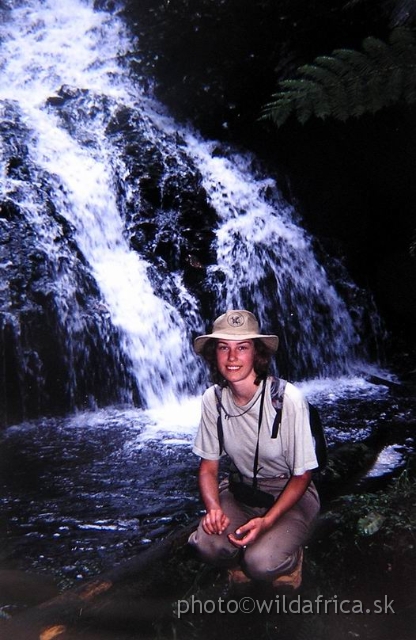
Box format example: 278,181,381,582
229,480,275,508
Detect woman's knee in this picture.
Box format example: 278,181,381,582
188,524,239,565
242,545,299,582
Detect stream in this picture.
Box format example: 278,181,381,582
1,374,414,593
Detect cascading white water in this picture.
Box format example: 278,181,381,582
0,0,202,408
0,0,375,417
184,137,362,377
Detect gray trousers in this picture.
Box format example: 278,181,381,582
188,476,320,582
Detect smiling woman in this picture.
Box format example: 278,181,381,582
216,340,257,392
188,310,320,589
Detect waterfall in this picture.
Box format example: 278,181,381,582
0,0,203,410
0,0,379,422
183,137,365,378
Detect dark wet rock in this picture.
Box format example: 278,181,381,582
0,100,138,426
0,85,223,427
49,88,219,301
0,80,219,426
105,105,218,278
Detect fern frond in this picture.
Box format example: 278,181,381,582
262,28,416,127
299,59,350,118
333,48,372,75
389,26,416,56
314,55,349,77
362,36,392,61
298,63,332,85
262,96,295,127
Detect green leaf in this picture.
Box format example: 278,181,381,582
261,27,416,127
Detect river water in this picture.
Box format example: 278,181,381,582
1,375,414,593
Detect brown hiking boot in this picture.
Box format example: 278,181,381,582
228,548,304,590
227,566,251,585
272,547,303,590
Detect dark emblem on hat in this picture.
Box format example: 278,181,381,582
227,312,244,327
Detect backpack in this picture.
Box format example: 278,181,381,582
215,377,328,472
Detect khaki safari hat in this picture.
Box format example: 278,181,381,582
194,310,279,354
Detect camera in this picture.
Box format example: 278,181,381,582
229,480,274,508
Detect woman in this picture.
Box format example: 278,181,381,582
188,309,320,587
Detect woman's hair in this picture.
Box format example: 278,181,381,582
201,338,274,386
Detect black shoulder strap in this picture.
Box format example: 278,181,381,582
252,379,267,488
214,385,224,455
308,403,328,470
271,377,287,439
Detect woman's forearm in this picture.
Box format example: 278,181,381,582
198,458,221,510
263,471,312,527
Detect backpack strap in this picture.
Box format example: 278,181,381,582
214,385,224,455
308,403,328,470
270,378,328,471
251,379,267,488
270,377,287,439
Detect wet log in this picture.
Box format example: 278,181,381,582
0,521,198,640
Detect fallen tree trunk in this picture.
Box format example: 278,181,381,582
0,520,198,640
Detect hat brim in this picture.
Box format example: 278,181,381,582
194,332,279,354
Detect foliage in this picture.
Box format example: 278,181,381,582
352,468,416,543
262,27,416,127
320,468,416,562
306,467,416,607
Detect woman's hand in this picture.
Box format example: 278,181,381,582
228,472,313,548
198,459,230,535
202,508,230,535
228,516,270,547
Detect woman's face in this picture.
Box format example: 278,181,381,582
215,339,256,385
